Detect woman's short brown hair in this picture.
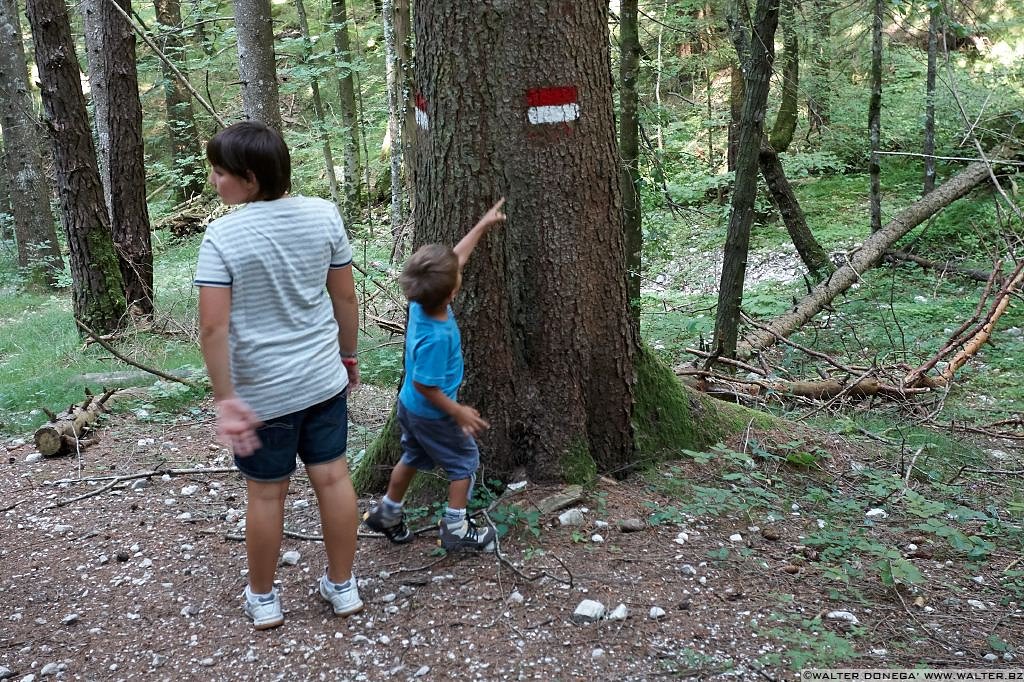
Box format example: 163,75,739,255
400,244,459,311
206,121,291,200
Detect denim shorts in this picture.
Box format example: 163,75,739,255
397,402,479,481
235,391,348,482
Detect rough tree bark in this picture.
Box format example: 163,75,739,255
154,0,205,200
869,0,883,232
25,0,126,333
0,0,62,286
620,0,642,322
923,2,939,195
713,0,780,359
82,0,154,315
738,150,1011,356
357,1,640,488
727,61,743,172
233,0,282,130
330,0,362,214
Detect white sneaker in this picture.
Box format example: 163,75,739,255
243,586,284,630
319,575,363,616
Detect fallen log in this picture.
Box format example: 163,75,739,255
34,389,117,457
737,146,1014,358
885,250,993,283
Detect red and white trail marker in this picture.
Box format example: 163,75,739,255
526,86,580,125
415,93,428,130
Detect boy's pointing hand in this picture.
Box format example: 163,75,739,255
480,197,506,229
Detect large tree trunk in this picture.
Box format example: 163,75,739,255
25,0,126,333
620,0,641,323
233,0,282,130
330,0,361,215
923,3,939,195
365,0,639,484
869,0,883,232
738,153,1008,356
82,0,154,315
154,0,205,200
714,0,780,359
0,0,62,286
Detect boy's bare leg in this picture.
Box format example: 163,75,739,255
307,458,358,584
245,478,289,593
447,478,471,511
385,461,418,503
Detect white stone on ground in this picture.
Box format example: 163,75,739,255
649,607,666,619
571,599,606,623
607,603,628,621
558,509,585,526
826,610,859,624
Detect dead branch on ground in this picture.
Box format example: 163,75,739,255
34,389,118,457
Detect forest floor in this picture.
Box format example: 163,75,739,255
1,386,1022,682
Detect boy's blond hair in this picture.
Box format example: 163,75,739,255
400,244,459,312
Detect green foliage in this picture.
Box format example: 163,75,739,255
755,612,860,672
488,505,541,540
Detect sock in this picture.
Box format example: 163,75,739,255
381,495,403,521
322,574,352,592
444,507,466,529
246,585,274,603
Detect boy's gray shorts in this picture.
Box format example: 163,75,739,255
397,402,480,481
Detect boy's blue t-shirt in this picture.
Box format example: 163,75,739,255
398,302,464,419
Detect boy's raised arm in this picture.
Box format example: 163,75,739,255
453,198,506,268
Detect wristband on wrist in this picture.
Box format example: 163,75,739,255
342,357,359,367
340,350,357,358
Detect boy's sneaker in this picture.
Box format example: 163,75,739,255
243,586,284,630
318,575,364,616
439,518,497,552
362,506,413,544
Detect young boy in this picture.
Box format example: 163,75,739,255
363,198,506,552
195,122,363,629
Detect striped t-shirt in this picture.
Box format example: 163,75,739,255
194,196,353,421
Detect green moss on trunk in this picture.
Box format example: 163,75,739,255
559,439,597,485
634,346,774,460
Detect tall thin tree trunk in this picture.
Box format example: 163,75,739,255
768,0,797,153
869,0,883,233
82,0,154,315
727,61,743,172
923,3,939,195
714,0,780,360
233,0,282,130
759,142,832,279
620,0,641,322
295,0,338,204
330,0,361,214
395,0,414,211
25,0,126,332
0,0,62,285
806,0,832,134
381,0,404,260
155,0,204,200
